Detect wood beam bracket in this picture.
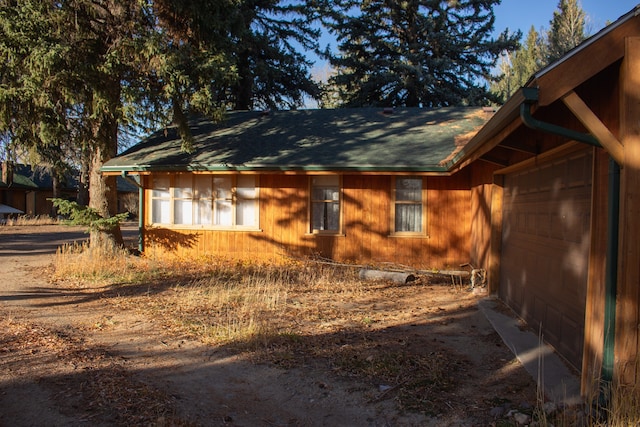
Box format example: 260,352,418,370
562,90,625,166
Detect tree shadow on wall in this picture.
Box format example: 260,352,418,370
145,229,200,251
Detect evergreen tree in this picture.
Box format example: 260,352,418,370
546,0,586,63
224,0,323,110
491,26,543,102
490,0,586,103
1,0,325,245
324,0,520,108
0,0,235,246
0,1,81,213
154,0,325,111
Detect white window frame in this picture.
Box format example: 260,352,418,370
391,176,427,236
309,175,342,234
149,173,259,230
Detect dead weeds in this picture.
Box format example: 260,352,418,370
6,229,640,425
51,249,539,420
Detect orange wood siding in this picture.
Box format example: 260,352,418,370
142,173,472,269
425,173,472,268
468,162,501,273
581,147,609,395
615,36,640,385
577,64,622,393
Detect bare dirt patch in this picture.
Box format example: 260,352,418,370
0,225,539,426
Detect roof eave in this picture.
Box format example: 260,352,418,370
445,89,526,173
102,164,450,175
446,5,640,172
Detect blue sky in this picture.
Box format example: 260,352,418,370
494,0,638,36
311,1,639,77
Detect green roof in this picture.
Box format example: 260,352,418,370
0,171,38,189
102,108,492,174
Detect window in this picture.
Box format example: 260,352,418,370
174,174,194,224
150,174,259,229
310,175,341,233
393,177,424,234
151,175,170,224
235,175,258,226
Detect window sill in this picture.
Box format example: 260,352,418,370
388,233,430,239
304,232,346,237
148,224,263,232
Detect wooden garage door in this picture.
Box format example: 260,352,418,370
500,149,592,369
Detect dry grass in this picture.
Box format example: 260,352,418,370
138,256,368,347
578,382,640,427
605,383,640,426
54,240,140,282
54,243,366,346
53,243,640,424
1,215,59,226
532,382,640,427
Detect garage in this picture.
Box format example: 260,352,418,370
499,148,593,369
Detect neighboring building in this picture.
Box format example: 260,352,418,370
102,6,640,396
1,162,41,215
0,162,138,217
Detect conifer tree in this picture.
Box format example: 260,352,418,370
225,0,323,110
0,0,235,246
155,0,324,111
0,0,324,246
490,0,587,103
491,26,543,101
546,0,586,63
324,0,520,108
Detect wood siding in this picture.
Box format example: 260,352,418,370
582,148,609,394
1,188,76,216
142,172,472,269
615,36,640,385
500,148,593,369
469,161,501,275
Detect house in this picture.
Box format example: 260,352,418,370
1,161,139,217
102,5,640,396
446,5,640,396
101,107,493,268
1,161,41,215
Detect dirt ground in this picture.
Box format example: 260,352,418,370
0,224,540,426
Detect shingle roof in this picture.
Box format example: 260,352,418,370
0,167,38,189
102,108,492,174
14,164,72,189
1,163,137,192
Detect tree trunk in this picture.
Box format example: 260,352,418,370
233,48,253,110
89,145,123,248
50,173,60,217
89,104,123,248
77,146,90,206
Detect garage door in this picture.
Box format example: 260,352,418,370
500,148,592,369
